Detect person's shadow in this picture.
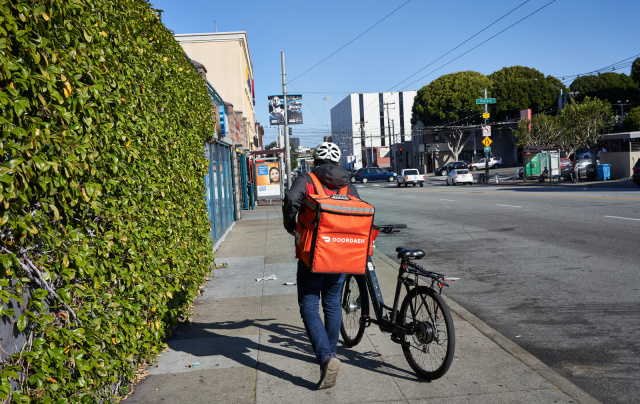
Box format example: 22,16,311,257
166,318,421,390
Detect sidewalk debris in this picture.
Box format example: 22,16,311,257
255,274,277,281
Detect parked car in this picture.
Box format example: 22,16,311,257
470,157,502,171
435,161,469,176
396,168,424,187
633,159,640,188
445,169,473,186
353,167,397,183
577,149,606,160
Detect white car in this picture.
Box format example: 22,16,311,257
446,169,473,186
470,157,502,171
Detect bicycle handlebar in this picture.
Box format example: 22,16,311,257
373,224,407,234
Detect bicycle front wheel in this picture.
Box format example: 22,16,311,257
340,274,369,347
397,286,455,380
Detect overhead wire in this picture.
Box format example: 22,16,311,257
358,0,559,122
386,0,532,92
288,0,413,84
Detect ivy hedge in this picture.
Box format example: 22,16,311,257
1,0,216,401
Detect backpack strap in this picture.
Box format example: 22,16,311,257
308,172,348,196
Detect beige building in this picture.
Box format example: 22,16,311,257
176,31,256,150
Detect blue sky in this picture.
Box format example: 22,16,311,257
149,0,639,147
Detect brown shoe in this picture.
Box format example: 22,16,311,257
317,358,340,389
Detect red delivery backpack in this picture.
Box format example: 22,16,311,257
295,173,375,274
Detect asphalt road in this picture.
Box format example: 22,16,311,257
355,176,640,404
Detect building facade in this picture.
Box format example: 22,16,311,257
176,31,256,151
330,91,417,171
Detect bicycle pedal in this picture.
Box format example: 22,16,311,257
391,333,403,344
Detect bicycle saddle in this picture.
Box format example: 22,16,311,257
395,247,425,260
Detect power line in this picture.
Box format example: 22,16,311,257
401,0,558,91
288,0,412,84
387,0,532,92
358,0,558,121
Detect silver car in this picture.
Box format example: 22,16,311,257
446,169,473,185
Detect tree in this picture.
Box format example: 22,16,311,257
489,66,566,121
411,71,492,126
569,72,640,108
561,97,614,161
623,106,640,131
511,114,563,147
442,128,472,161
631,58,640,86
266,141,299,169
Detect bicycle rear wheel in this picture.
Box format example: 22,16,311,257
340,274,369,347
397,286,455,380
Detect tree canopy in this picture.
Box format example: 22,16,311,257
489,66,566,121
561,97,613,158
623,106,640,131
568,72,640,107
511,114,563,148
631,58,640,86
411,71,491,126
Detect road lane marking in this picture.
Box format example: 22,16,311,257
496,204,522,208
604,215,640,221
417,188,640,202
440,199,456,202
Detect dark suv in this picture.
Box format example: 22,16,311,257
435,161,469,176
633,159,640,188
353,167,397,183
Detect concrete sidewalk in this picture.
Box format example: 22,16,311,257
124,204,600,404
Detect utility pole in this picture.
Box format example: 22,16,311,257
382,101,395,146
323,96,330,140
483,88,489,183
382,101,395,171
356,120,368,167
281,52,291,190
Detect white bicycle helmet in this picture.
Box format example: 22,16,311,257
313,142,341,163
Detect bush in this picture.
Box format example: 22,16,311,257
1,0,216,401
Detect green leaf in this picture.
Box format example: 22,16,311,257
17,314,27,332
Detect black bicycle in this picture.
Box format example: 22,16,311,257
340,224,456,380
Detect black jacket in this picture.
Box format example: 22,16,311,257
283,164,360,233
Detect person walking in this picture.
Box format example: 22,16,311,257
282,142,359,389
573,162,579,184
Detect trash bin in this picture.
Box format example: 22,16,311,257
596,164,611,181
586,164,597,181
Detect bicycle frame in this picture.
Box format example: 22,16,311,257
361,256,449,336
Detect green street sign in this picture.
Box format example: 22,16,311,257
476,98,496,104
484,146,491,153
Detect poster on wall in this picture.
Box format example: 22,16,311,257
256,162,281,197
268,94,303,125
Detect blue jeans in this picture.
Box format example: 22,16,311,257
296,260,346,364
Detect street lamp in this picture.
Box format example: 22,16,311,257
323,96,330,140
